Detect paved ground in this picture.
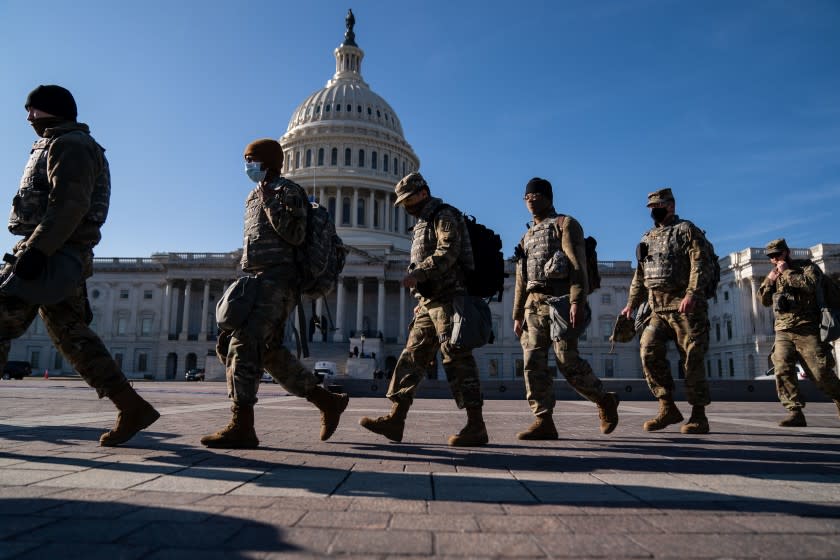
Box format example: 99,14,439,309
1,379,840,559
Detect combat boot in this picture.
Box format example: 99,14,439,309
200,404,259,449
448,406,489,447
596,392,620,435
306,386,350,441
779,409,807,427
100,384,160,447
359,400,410,442
681,405,710,434
642,397,684,432
516,414,558,440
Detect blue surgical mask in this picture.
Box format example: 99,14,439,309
245,161,266,183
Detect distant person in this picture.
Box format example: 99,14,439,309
512,177,619,439
620,188,714,434
359,173,488,446
0,85,159,446
201,139,348,448
353,345,359,358
758,238,840,426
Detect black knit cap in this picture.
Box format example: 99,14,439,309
25,85,78,121
525,177,553,201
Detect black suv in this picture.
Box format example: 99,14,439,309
185,368,205,381
3,361,32,380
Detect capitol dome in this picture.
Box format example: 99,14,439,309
280,11,419,252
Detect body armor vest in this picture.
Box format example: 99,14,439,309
410,198,472,296
641,220,690,292
9,133,110,237
523,215,568,292
241,177,303,273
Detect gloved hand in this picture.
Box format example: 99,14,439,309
13,247,47,281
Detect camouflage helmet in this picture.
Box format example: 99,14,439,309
765,238,789,257
646,187,675,207
394,172,428,206
609,314,637,344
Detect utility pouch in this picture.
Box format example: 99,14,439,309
546,295,591,341
0,246,83,305
450,294,494,349
215,276,260,331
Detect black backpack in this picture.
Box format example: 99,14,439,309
556,216,600,295
430,205,506,301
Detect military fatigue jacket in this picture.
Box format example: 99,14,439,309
627,215,710,313
407,197,471,303
10,121,110,257
512,212,588,322
758,259,821,331
240,177,308,275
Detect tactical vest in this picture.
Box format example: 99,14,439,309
410,198,472,296
641,219,691,292
9,133,110,237
523,215,568,292
240,177,304,273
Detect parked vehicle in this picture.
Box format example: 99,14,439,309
185,368,205,381
260,372,276,383
313,361,338,384
757,364,807,381
2,361,32,380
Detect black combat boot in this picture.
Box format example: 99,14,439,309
516,414,559,440
359,400,411,442
448,406,489,446
779,409,807,427
100,384,160,447
681,405,710,434
200,404,259,449
643,397,684,431
306,386,350,441
596,392,620,435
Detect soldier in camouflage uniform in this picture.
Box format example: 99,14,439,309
201,139,349,449
512,178,619,439
359,172,488,446
758,238,840,427
621,188,713,434
0,85,159,446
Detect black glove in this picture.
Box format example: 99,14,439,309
13,247,47,281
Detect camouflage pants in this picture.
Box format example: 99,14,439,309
220,273,319,407
772,327,840,411
387,299,483,409
0,282,126,398
521,294,606,417
640,309,710,406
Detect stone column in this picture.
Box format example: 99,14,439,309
335,186,342,226
398,284,407,344
377,278,386,338
356,278,365,335
160,280,172,340
333,276,345,342
199,280,211,339
385,193,392,232
352,188,359,227
369,190,376,229
179,281,192,340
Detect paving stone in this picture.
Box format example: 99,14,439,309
330,529,432,555
12,543,150,560
297,510,390,529
533,533,653,557
475,514,568,534
436,532,546,557
390,513,479,532
119,520,244,548
16,518,147,543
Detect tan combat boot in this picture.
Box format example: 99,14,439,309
642,397,684,431
681,405,710,434
99,384,161,447
200,404,259,449
359,400,410,442
516,414,558,440
306,386,350,441
448,406,489,447
597,392,620,435
779,409,807,427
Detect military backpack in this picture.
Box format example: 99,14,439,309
700,233,721,299
297,201,346,300
555,216,601,295
816,269,840,343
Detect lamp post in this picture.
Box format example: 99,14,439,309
360,333,365,357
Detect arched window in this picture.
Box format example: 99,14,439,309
317,148,324,166
328,197,336,220
346,104,351,112
383,154,388,172
358,149,365,168
305,149,312,167
357,198,366,225
330,148,338,166
393,156,398,175
374,200,381,228
344,148,351,166
371,151,378,169
341,197,351,225
294,151,300,169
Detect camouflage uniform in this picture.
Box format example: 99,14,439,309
626,213,712,407
513,213,607,416
221,177,322,405
387,196,482,408
758,253,840,411
0,121,129,398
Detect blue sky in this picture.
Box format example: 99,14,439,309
1,0,838,261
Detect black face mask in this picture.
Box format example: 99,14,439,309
650,207,669,223
403,199,427,217
30,116,66,137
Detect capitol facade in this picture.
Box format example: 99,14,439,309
9,16,839,382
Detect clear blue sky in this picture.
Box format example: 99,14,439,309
1,0,838,261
